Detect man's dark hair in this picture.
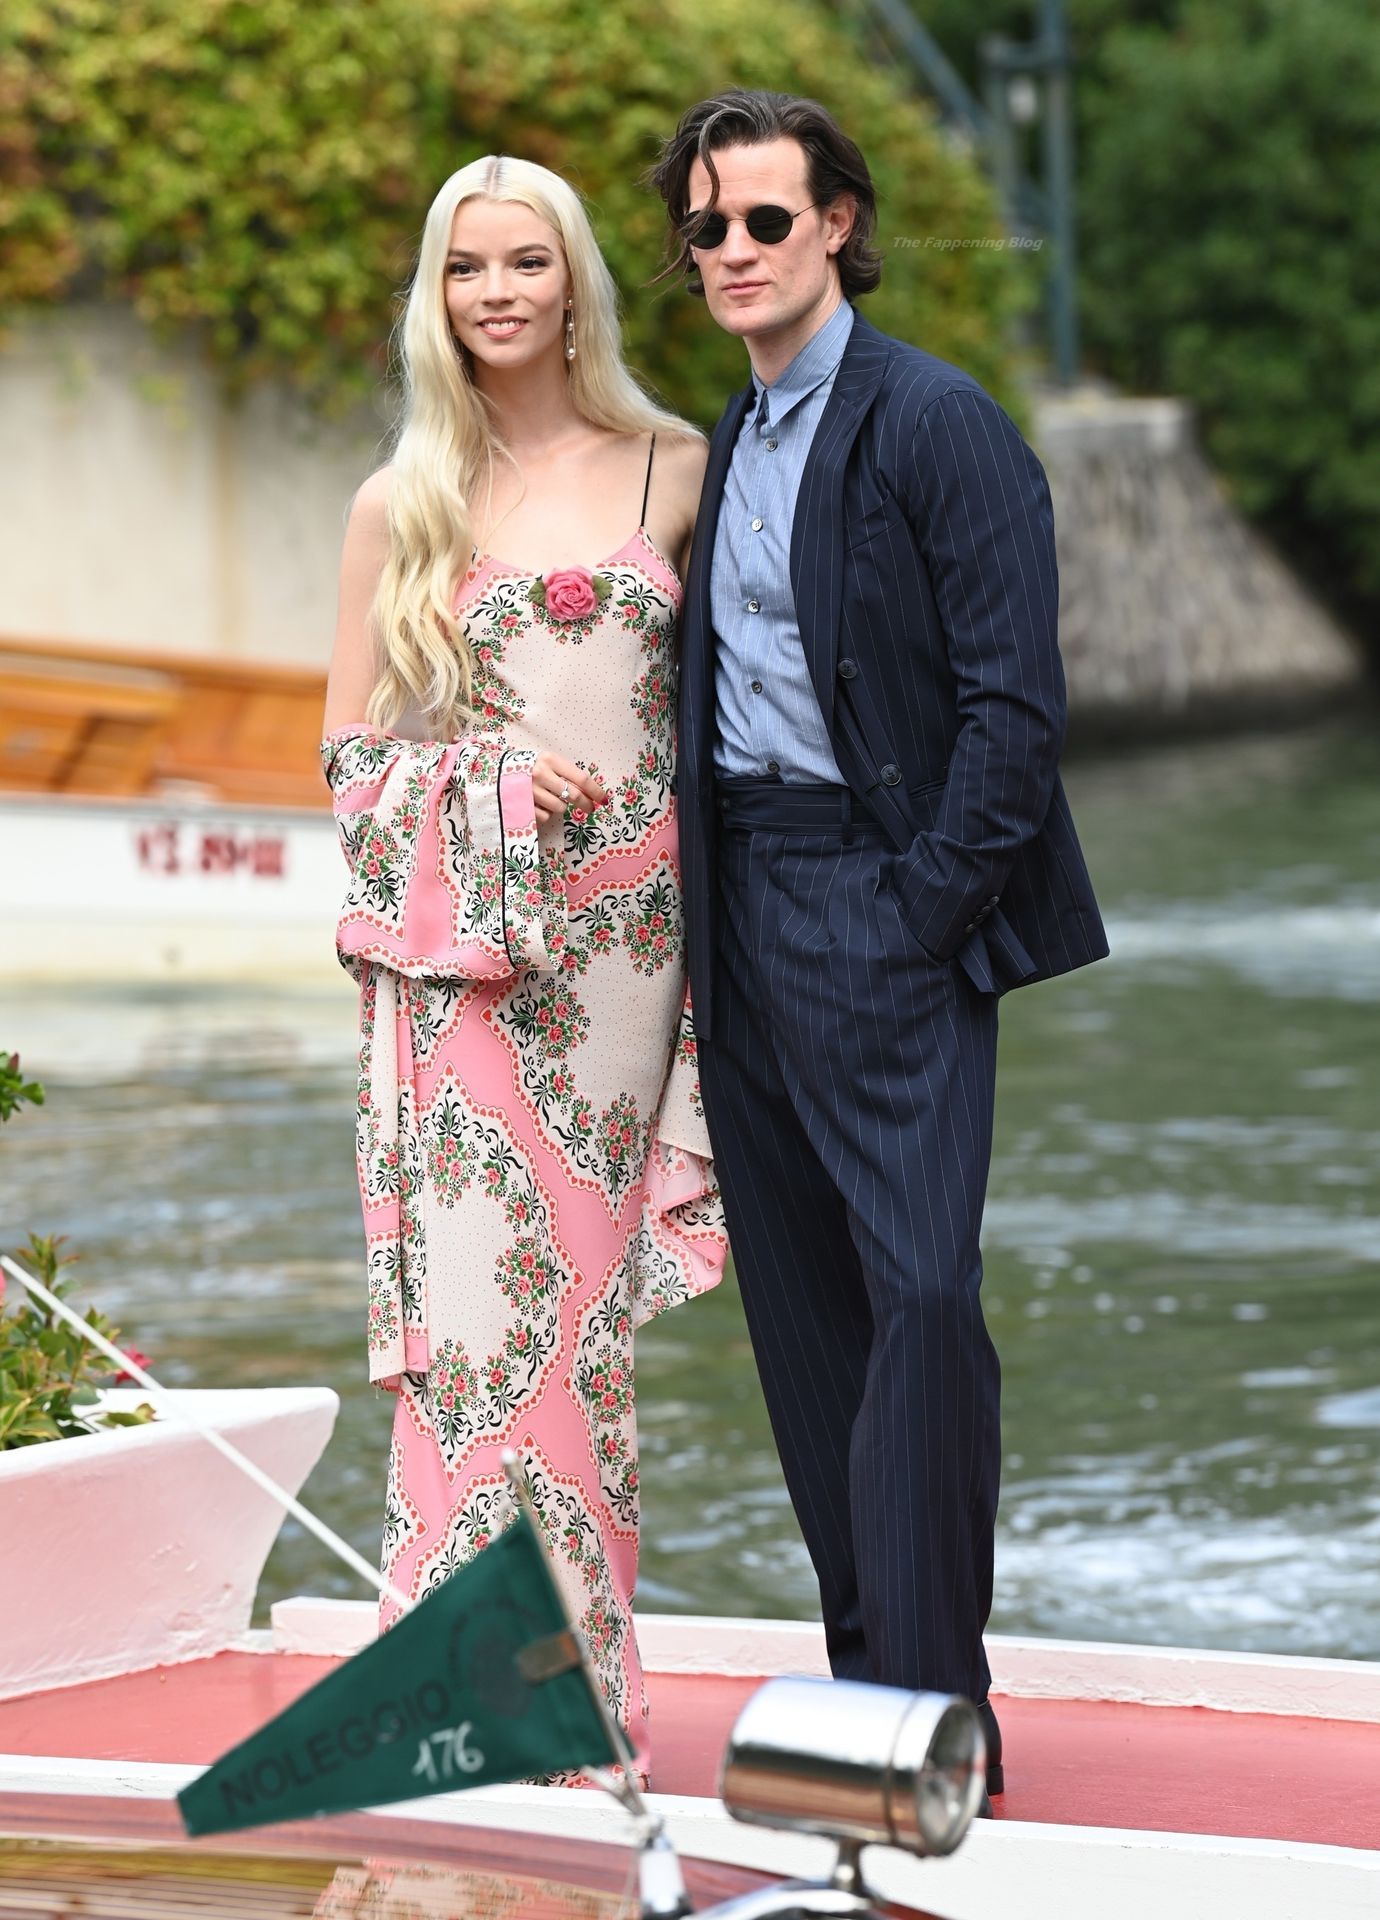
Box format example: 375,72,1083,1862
647,89,882,301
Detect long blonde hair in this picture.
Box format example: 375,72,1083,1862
369,156,692,734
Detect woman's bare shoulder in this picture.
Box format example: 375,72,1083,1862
348,463,395,533
658,426,709,466
647,430,709,574
656,429,709,500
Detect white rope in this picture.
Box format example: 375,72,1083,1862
0,1252,413,1616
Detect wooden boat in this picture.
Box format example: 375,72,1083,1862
0,1802,817,1919
0,635,341,983
1,1593,1376,1917
0,635,328,810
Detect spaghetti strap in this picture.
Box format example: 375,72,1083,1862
639,433,657,527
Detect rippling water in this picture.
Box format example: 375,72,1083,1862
4,715,1378,1657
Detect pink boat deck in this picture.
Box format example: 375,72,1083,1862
1,1652,1378,1853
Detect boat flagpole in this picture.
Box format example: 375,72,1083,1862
0,1251,414,1616
501,1450,692,1917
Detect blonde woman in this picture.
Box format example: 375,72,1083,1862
323,156,727,1784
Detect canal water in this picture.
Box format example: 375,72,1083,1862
4,715,1378,1657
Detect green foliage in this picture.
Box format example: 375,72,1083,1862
0,1052,44,1124
903,0,1183,94
1,0,447,404
1077,0,1380,613
906,0,1380,620
0,0,1031,426
0,1066,154,1448
0,1235,155,1449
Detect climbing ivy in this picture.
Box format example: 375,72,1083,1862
0,0,1031,424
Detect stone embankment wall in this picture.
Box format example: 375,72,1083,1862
0,311,1362,720
1035,390,1361,728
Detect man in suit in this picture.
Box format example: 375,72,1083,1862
650,90,1108,1797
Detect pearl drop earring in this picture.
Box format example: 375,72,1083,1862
565,305,576,362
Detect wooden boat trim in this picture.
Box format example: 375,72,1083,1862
2,1755,1377,1920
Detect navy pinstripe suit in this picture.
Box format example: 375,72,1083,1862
679,308,1107,1704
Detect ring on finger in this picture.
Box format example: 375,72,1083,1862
560,781,571,804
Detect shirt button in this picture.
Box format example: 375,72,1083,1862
751,518,763,532
750,679,763,694
765,439,778,451
747,599,760,613
766,760,780,775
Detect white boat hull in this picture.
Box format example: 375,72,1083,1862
1,794,343,983
0,1386,338,1702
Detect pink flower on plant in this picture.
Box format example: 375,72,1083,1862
543,568,600,620
115,1347,152,1384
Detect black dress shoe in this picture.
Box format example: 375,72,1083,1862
977,1698,1004,1796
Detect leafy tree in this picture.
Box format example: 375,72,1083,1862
901,0,1183,94
0,0,1032,427
899,0,1380,623
1078,0,1380,617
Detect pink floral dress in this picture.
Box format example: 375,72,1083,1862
321,521,726,1782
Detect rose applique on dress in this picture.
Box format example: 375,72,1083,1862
528,565,612,637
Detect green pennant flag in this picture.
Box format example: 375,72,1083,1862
178,1510,621,1837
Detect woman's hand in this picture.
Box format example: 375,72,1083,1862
531,753,609,825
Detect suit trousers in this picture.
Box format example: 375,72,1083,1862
697,781,1002,1702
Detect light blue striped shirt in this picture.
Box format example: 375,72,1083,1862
710,299,855,782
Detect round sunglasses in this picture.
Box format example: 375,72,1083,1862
682,202,820,250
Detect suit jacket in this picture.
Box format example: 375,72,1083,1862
678,308,1108,1038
